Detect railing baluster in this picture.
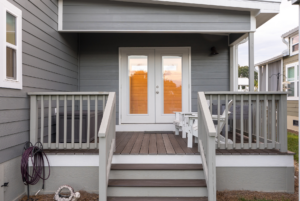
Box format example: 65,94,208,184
95,95,98,149
210,95,212,114
256,95,259,148
103,95,106,111
40,96,44,145
56,95,59,149
71,95,75,149
87,95,91,149
248,95,252,148
217,95,220,148
80,95,83,149
64,95,67,149
233,95,236,148
225,95,228,148
272,95,275,149
241,95,244,148
48,96,51,149
263,95,267,148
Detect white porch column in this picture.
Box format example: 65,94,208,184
230,44,239,91
248,32,255,91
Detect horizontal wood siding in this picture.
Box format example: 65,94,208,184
0,0,78,164
63,0,250,31
287,100,298,117
283,54,298,82
79,33,230,124
283,55,298,117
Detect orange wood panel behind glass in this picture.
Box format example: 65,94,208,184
163,57,182,114
129,57,148,114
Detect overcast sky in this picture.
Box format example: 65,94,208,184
238,0,299,66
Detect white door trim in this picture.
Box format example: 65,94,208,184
119,47,191,125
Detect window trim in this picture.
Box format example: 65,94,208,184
286,62,299,100
0,0,22,89
290,33,299,56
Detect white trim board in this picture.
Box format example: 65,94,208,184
116,124,175,131
33,154,294,167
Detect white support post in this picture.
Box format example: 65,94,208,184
248,32,255,91
258,66,260,91
99,138,107,201
30,95,38,145
266,64,269,91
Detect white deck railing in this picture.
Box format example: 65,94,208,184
204,92,288,152
28,92,115,150
197,92,217,201
28,91,116,201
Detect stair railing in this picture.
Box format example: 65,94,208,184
197,92,217,201
98,92,116,201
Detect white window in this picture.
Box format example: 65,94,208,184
290,34,299,56
0,1,22,89
286,62,299,100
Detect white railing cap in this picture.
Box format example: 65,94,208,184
28,92,110,96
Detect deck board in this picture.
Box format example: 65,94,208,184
115,132,133,154
130,132,144,154
140,134,151,154
162,134,176,154
149,134,158,155
168,134,185,155
121,133,139,154
156,134,167,154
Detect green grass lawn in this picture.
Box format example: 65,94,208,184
288,132,298,162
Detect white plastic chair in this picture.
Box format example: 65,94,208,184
173,112,197,138
186,100,234,148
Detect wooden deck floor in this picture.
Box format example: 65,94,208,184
115,132,199,155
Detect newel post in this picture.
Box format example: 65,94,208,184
278,94,288,152
30,95,38,145
99,137,107,201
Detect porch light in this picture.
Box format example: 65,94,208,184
210,46,219,56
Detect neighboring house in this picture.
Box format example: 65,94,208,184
0,1,294,201
238,77,249,91
256,27,299,133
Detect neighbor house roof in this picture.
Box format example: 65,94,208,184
282,27,299,38
255,54,283,67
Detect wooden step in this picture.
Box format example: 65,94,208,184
108,197,208,201
111,164,203,170
108,179,207,187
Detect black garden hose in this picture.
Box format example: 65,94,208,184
21,142,50,199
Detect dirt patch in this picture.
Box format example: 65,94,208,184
19,191,99,201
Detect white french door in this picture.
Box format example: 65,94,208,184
120,47,190,124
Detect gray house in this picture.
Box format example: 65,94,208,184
0,0,294,201
256,27,299,133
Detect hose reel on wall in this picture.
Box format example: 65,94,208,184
21,141,50,200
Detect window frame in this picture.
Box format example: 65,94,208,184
0,0,22,89
286,62,299,100
290,34,299,56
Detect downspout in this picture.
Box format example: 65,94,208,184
282,37,289,56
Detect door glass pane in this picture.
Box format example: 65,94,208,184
6,47,16,79
163,56,182,114
129,56,148,114
287,67,295,81
288,82,295,97
6,12,16,45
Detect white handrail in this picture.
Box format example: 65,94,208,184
197,92,217,201
98,92,116,201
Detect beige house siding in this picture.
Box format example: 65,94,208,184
287,100,298,117
283,54,298,82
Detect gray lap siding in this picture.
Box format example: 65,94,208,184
79,33,230,124
0,0,79,164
